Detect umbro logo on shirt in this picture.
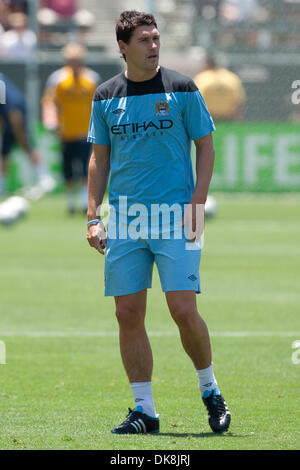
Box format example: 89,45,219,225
112,108,126,115
188,274,197,282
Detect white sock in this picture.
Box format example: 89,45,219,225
130,382,157,417
196,363,220,396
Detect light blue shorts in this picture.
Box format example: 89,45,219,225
104,234,201,297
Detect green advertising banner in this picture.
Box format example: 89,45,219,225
209,122,300,192
3,124,62,193
3,121,300,193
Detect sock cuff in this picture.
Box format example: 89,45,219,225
196,362,213,375
130,381,152,388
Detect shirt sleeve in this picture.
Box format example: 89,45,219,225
87,99,111,146
183,88,216,140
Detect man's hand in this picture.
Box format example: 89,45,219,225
86,221,107,255
181,201,205,243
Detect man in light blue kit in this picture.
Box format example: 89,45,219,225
86,10,230,435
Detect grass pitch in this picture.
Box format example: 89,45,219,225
0,193,299,450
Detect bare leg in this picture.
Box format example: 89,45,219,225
165,291,212,370
115,289,153,382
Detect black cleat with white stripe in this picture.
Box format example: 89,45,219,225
202,388,231,433
111,406,159,435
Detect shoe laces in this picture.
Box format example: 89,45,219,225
205,393,226,417
114,408,136,429
125,407,140,421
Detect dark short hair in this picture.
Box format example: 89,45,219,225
116,10,158,60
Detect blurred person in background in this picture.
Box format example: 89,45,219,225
0,11,36,59
37,0,95,42
220,0,260,22
0,0,28,29
38,0,78,20
195,1,221,20
41,42,100,214
0,73,41,195
8,0,28,14
194,54,246,121
0,0,10,30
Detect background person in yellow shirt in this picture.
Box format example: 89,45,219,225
42,42,100,214
194,55,246,121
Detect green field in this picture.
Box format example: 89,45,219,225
0,193,300,450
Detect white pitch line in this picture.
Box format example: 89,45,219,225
0,331,299,338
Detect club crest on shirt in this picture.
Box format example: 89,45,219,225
155,99,169,116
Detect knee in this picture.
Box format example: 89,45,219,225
115,304,144,329
169,302,198,328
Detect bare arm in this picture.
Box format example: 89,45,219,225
86,143,110,254
8,109,38,162
193,132,215,204
182,133,215,241
41,86,59,131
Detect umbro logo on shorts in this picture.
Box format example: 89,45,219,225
188,274,197,282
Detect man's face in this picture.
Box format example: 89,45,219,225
119,25,160,73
